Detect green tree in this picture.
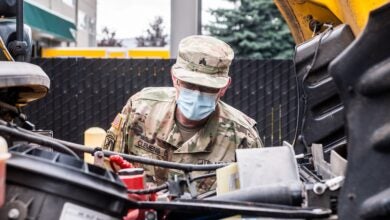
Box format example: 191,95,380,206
205,0,294,59
97,27,122,47
136,16,168,47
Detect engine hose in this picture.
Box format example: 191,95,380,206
0,120,228,171
190,172,216,182
127,183,168,194
136,199,331,219
206,183,303,206
103,150,227,172
0,124,79,159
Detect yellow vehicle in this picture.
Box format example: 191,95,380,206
274,1,390,220
274,0,389,43
0,0,389,219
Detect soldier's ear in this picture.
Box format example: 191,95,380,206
171,70,178,87
171,70,180,99
218,77,231,98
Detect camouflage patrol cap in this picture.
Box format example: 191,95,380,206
172,35,234,89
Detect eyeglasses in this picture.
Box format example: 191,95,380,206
177,80,220,94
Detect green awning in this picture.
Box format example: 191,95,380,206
24,1,76,41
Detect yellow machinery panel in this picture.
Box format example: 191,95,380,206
274,0,390,44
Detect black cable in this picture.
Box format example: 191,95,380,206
291,59,301,147
136,200,331,219
0,101,19,116
299,165,321,183
196,190,216,199
102,150,227,172
0,124,79,158
127,183,168,194
52,138,94,154
298,26,334,152
1,120,228,171
190,172,216,182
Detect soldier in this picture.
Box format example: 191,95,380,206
103,35,263,190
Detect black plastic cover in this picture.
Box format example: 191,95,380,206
0,145,132,219
293,24,355,156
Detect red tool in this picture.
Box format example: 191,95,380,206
109,155,157,220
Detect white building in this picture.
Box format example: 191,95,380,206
25,0,97,54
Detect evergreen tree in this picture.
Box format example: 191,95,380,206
205,0,294,59
136,16,168,47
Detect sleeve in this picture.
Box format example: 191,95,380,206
245,114,264,148
251,125,264,148
102,97,133,153
239,125,263,149
238,118,264,149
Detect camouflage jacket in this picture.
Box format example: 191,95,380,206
103,87,263,188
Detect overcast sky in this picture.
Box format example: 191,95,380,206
96,0,234,40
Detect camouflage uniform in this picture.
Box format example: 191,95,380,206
103,35,263,190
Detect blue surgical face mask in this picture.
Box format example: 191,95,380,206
176,87,219,121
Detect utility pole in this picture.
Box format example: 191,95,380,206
170,0,202,58
75,0,79,47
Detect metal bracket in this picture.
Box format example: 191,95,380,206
311,144,347,179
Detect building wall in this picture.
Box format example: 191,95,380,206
77,0,97,47
33,0,50,7
29,0,96,47
33,0,76,21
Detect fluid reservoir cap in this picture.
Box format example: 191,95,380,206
84,127,106,147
